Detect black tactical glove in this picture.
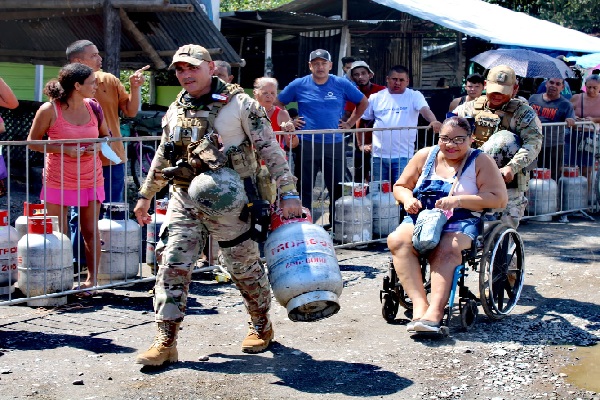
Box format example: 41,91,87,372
161,160,196,182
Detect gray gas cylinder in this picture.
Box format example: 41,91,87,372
559,166,588,211
527,168,558,221
17,217,73,307
368,181,400,237
0,210,18,295
97,203,140,282
265,207,343,322
15,202,59,240
334,184,372,244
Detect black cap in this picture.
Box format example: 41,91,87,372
309,49,331,62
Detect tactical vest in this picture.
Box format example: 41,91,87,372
168,83,245,188
472,97,522,147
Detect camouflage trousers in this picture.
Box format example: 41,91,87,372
154,190,271,325
480,130,530,229
499,188,527,229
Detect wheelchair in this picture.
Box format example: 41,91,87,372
379,212,525,335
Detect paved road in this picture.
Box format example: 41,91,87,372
0,216,599,399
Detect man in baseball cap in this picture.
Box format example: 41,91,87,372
452,64,542,228
169,44,212,69
135,43,302,366
486,65,517,95
276,49,368,230
309,49,331,62
343,61,386,183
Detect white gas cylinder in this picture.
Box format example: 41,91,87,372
97,203,140,282
559,166,588,211
334,184,372,244
15,202,59,240
17,217,73,307
146,198,168,273
265,207,343,322
527,168,558,221
0,210,18,295
368,181,400,237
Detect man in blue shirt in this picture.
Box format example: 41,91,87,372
278,49,368,228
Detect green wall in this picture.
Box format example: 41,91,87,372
0,63,61,101
156,86,181,107
1,64,297,110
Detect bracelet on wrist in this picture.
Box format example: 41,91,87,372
137,193,149,200
281,195,300,200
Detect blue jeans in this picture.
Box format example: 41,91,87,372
297,140,347,225
71,163,126,265
371,157,408,192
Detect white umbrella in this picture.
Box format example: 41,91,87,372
471,49,575,78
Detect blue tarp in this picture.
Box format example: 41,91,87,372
568,53,600,68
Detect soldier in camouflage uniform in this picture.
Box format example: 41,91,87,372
452,65,543,228
133,45,302,367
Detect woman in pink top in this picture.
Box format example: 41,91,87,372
27,63,110,292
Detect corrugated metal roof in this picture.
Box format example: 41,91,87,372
275,0,600,54
0,0,243,69
220,10,376,38
275,0,407,21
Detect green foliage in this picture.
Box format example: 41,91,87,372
220,0,291,12
486,0,600,35
120,69,151,104
153,70,179,87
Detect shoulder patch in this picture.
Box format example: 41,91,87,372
212,94,228,103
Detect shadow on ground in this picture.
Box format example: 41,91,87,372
141,342,413,397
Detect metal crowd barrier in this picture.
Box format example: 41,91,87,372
1,121,598,305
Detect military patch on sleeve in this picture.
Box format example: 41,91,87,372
519,110,537,126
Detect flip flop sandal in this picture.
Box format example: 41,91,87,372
406,319,421,332
73,285,98,298
413,319,442,334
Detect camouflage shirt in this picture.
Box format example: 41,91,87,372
139,79,297,199
453,96,543,192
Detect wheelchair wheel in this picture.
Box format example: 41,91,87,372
381,293,399,322
479,226,525,320
460,299,479,331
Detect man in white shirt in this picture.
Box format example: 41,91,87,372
360,65,441,190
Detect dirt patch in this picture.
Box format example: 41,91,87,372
0,217,599,399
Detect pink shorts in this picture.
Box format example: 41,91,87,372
40,186,105,206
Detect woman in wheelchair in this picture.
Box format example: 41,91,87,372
387,117,508,334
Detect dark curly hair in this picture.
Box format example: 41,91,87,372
43,63,93,105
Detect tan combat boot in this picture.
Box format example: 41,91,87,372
136,321,180,366
241,315,274,353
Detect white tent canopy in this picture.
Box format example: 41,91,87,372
373,0,600,54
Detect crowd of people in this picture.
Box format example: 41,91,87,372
1,42,598,361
